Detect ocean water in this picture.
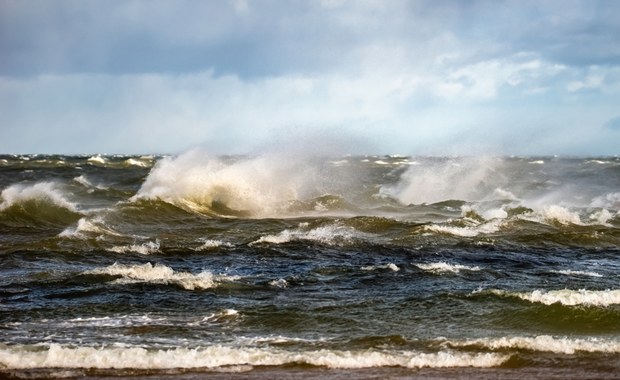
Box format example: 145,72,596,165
0,152,619,379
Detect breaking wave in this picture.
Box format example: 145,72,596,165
0,343,508,370
449,335,620,354
132,150,323,217
250,222,367,246
0,182,81,226
84,262,237,290
487,289,620,307
415,262,481,274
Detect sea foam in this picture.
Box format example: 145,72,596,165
250,223,364,246
415,262,481,274
489,289,620,307
449,335,620,354
85,262,236,290
0,344,508,370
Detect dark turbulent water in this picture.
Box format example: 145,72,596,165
1,152,619,378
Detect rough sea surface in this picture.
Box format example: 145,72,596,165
1,152,619,379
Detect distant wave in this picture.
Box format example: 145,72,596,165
415,262,481,274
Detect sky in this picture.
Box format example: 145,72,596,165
1,0,619,155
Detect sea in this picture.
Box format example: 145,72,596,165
0,151,619,379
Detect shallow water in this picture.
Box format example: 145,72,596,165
1,153,619,378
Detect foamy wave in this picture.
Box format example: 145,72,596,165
59,217,125,239
551,269,603,278
361,263,400,272
250,223,364,246
269,278,289,288
85,262,235,290
415,262,481,274
424,219,503,237
132,150,320,217
450,335,620,354
108,241,161,255
124,158,150,167
0,182,78,212
72,175,108,191
194,239,234,251
87,154,107,165
489,289,620,307
0,344,508,370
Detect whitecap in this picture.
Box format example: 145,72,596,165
59,217,124,239
415,262,481,274
250,223,364,246
551,269,603,278
108,240,161,255
194,239,233,250
488,289,620,307
87,155,107,165
424,219,503,237
450,335,620,354
0,343,508,370
85,262,236,290
124,158,150,167
361,263,400,272
0,181,78,212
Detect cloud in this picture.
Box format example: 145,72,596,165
603,116,620,131
2,1,618,77
0,1,619,154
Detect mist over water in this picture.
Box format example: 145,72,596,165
1,152,619,378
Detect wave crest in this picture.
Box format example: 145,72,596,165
488,289,620,307
132,150,322,217
0,343,508,370
0,182,81,226
85,262,236,290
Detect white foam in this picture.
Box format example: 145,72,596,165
198,309,241,324
588,209,614,225
415,262,481,274
424,219,503,237
539,205,582,225
87,155,107,165
194,239,233,250
108,241,161,255
528,160,545,165
124,158,150,167
59,217,125,239
0,181,78,212
73,175,108,191
85,262,235,290
490,289,620,307
551,269,603,278
361,263,400,272
0,344,508,370
268,278,289,288
251,223,364,246
132,150,323,217
450,335,620,354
